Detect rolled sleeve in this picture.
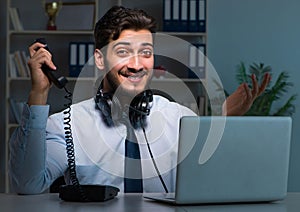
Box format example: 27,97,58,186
9,104,50,194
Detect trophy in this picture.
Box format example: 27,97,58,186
44,1,62,30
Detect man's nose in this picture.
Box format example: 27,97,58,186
127,55,143,71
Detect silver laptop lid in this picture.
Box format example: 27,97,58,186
175,116,292,204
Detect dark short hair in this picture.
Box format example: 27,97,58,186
94,6,157,50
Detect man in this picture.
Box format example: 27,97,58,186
9,6,270,194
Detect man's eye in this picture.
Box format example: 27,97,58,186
116,49,129,57
140,50,153,57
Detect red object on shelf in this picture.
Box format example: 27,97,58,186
47,25,57,30
153,65,167,78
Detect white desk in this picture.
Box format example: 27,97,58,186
0,192,299,212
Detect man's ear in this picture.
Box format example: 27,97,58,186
94,49,105,70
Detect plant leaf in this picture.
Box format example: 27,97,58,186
274,94,297,116
236,62,249,84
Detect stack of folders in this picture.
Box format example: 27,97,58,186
69,42,95,77
9,7,24,31
188,43,206,79
9,51,30,78
163,0,206,32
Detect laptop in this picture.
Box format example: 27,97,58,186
144,116,292,205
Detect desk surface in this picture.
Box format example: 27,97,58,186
0,192,299,212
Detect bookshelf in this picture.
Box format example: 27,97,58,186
5,0,207,192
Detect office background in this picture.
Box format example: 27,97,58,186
0,0,299,192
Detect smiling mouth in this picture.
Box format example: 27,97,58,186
119,71,147,80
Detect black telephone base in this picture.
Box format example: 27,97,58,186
59,184,120,202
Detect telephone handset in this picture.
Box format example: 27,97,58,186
34,38,68,89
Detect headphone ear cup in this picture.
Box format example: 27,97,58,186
129,90,153,128
95,90,114,127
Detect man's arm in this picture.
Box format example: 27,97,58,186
8,41,64,194
9,104,51,194
9,104,68,194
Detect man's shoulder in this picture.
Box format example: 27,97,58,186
71,98,95,110
152,95,196,116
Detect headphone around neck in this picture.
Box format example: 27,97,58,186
94,88,153,129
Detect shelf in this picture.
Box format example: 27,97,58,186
8,123,19,129
9,30,94,35
8,77,30,81
152,78,204,83
8,30,205,36
8,77,96,82
163,32,206,36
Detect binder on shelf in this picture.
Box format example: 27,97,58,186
172,0,180,31
163,0,206,32
20,51,30,76
197,95,206,115
69,42,78,77
13,51,24,77
163,0,173,31
9,54,18,78
198,0,206,32
163,0,183,31
188,43,206,79
188,0,206,32
179,0,189,32
188,0,197,32
78,43,86,72
87,43,95,66
69,42,95,77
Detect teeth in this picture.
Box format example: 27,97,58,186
128,76,140,79
128,73,144,79
120,71,145,79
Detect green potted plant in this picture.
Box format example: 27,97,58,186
231,62,297,116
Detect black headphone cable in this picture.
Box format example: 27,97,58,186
141,122,169,193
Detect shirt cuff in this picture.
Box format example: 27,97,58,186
21,104,50,129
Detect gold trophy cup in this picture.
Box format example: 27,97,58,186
44,1,62,30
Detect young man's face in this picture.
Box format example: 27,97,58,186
101,29,154,97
